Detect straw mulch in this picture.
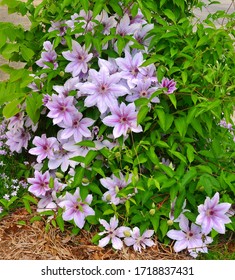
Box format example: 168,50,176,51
0,207,193,260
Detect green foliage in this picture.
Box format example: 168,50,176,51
0,0,234,258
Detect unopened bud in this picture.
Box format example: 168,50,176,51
115,152,121,158
167,219,174,226
82,177,89,185
59,71,64,77
55,172,64,179
199,186,205,192
151,202,155,208
149,209,155,216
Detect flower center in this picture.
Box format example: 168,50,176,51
120,117,127,123
140,91,148,97
206,209,214,216
131,67,139,76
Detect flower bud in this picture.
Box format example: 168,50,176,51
82,177,89,185
59,71,64,77
149,209,155,216
167,219,174,226
55,172,64,179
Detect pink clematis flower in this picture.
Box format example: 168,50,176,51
36,41,58,70
160,77,177,94
116,14,141,37
124,227,155,252
58,188,95,228
29,134,58,163
196,192,231,235
126,79,159,103
27,170,51,197
53,77,80,97
59,111,95,143
62,40,93,77
102,102,142,138
98,216,130,250
6,128,31,153
45,94,77,127
81,67,129,114
100,172,133,205
116,50,144,88
167,215,213,258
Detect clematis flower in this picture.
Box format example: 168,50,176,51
160,77,177,94
124,227,155,252
47,134,79,172
196,192,231,235
29,134,58,163
116,14,141,37
100,173,133,205
6,128,31,153
62,40,93,77
48,20,68,36
95,10,117,35
81,67,129,114
167,215,213,258
116,50,144,88
126,79,159,103
102,102,142,138
36,41,58,70
45,94,77,127
59,188,94,229
98,216,130,250
27,170,51,197
59,111,95,143
53,77,80,97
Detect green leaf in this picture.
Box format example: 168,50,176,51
84,150,98,166
89,183,103,196
23,198,32,214
20,45,35,61
186,144,195,163
150,213,160,232
73,166,85,186
93,0,105,17
80,0,89,12
77,140,95,148
56,208,65,232
137,105,149,125
103,209,115,215
181,167,197,187
156,109,174,132
160,219,168,238
163,9,176,23
174,117,187,138
3,99,22,118
196,35,208,48
26,93,42,124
